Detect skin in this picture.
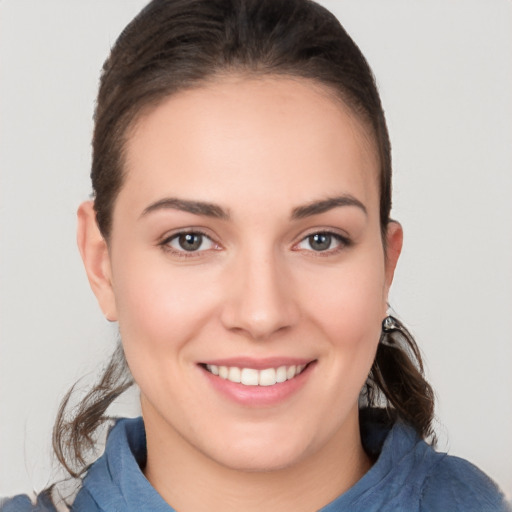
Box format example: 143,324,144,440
78,76,403,512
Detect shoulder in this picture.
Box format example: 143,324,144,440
357,413,510,512
419,452,511,512
0,492,60,512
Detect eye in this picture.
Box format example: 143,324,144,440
295,232,349,252
164,231,217,253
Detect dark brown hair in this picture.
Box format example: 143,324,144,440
54,0,434,477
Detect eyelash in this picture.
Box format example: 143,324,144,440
293,230,352,256
159,229,351,258
159,230,219,258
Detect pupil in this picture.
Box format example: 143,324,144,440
179,233,202,251
310,233,331,251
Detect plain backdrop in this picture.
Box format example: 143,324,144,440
1,0,511,499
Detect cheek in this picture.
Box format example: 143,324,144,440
111,258,225,414
111,256,219,362
297,245,387,353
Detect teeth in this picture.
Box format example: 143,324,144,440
276,366,287,383
259,368,276,386
205,363,307,386
228,366,241,383
241,368,259,386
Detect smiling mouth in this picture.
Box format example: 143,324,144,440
203,363,310,386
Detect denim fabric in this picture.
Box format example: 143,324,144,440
2,414,510,511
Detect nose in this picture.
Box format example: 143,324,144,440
220,248,299,340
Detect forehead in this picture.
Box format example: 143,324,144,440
121,75,380,218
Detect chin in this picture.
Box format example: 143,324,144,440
213,451,305,473
202,432,315,473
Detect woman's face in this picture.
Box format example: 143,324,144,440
81,76,401,472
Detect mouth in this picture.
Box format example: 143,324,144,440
199,359,316,406
202,363,309,387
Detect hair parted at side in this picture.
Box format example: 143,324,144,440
54,0,435,477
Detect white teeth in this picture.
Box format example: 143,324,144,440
241,368,259,386
228,366,241,383
258,368,276,386
219,366,229,379
205,363,307,386
276,366,287,383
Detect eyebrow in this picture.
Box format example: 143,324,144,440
140,194,366,221
291,195,367,219
140,197,230,220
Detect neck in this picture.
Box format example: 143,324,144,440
143,405,372,512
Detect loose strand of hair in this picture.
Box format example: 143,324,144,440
52,342,134,478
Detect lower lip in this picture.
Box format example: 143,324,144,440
200,363,315,407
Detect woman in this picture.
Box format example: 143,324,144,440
1,0,509,510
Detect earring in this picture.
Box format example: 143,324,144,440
382,315,400,333
380,315,401,346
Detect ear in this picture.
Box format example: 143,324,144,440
384,220,403,292
77,201,118,321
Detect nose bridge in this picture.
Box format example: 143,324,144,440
221,242,298,339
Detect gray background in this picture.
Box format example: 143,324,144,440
1,0,511,498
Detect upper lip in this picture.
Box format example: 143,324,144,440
199,357,315,369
